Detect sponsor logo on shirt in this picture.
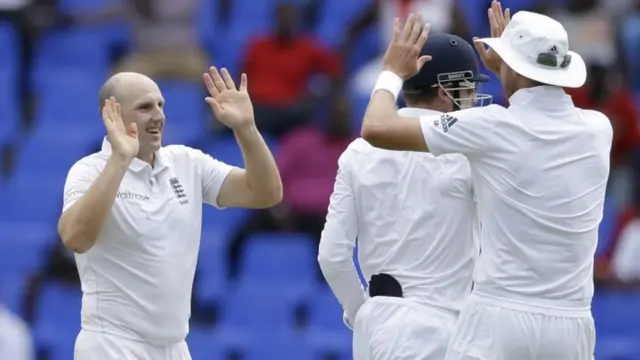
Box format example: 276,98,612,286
439,114,458,133
64,189,150,203
169,177,188,205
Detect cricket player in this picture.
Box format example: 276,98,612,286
58,69,282,359
360,5,612,360
318,33,492,360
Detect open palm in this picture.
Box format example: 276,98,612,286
203,67,255,130
102,97,138,160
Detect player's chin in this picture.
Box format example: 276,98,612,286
143,134,162,152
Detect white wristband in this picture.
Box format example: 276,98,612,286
371,71,403,101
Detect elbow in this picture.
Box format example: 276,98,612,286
58,217,95,254
252,183,283,209
361,120,387,148
317,239,351,270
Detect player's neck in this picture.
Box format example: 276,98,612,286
137,152,155,167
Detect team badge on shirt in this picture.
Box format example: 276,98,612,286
169,177,188,205
436,114,458,133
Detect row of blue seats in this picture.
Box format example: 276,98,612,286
15,283,640,360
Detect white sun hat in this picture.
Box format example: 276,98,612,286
478,11,587,88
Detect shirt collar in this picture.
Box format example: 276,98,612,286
100,137,169,173
508,85,573,110
397,107,442,117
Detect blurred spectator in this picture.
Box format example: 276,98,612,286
242,2,342,137
227,96,354,278
566,65,640,206
621,0,640,90
549,0,619,68
346,0,470,98
21,241,78,325
0,0,65,125
0,300,34,360
74,0,207,83
595,205,640,289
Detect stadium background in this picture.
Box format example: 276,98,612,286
0,0,639,359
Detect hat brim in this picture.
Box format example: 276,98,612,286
478,37,587,88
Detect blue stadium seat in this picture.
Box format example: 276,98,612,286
0,71,20,144
0,276,28,314
195,229,230,301
0,178,63,222
34,283,82,359
243,330,313,360
0,221,53,276
58,0,116,13
31,29,110,82
188,326,243,360
156,80,206,145
306,328,352,360
308,286,348,331
596,336,640,360
316,0,369,47
201,203,249,233
239,232,317,285
0,22,19,72
201,135,244,166
593,291,640,336
220,282,302,331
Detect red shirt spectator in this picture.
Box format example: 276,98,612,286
243,35,341,106
567,78,640,166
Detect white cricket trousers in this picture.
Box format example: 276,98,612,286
74,330,192,360
353,296,458,360
445,290,596,360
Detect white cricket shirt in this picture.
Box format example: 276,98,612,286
62,139,234,345
420,86,613,308
319,108,478,322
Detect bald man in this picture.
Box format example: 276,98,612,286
58,69,282,359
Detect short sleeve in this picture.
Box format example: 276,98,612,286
419,104,506,157
192,150,235,208
62,159,100,213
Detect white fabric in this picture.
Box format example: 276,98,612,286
419,85,612,308
63,139,234,345
379,0,454,45
74,330,191,360
319,108,478,326
611,218,640,281
0,306,33,360
371,71,404,100
353,297,457,360
478,11,587,88
445,292,595,360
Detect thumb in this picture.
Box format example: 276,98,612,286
473,37,488,56
417,55,432,69
205,97,222,115
128,123,138,138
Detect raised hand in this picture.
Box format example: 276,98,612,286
381,13,432,80
203,67,255,130
473,0,511,74
101,97,139,161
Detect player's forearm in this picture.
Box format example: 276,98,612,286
361,90,402,147
233,124,283,207
58,156,129,253
318,239,368,323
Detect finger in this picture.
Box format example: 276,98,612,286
400,13,415,43
101,99,111,126
209,67,227,94
504,8,511,25
495,1,504,27
220,68,236,90
417,55,432,69
488,9,498,38
203,72,219,97
106,98,115,124
239,73,248,92
128,122,138,138
409,14,424,44
391,18,400,43
415,23,431,50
